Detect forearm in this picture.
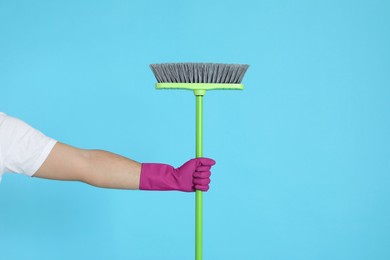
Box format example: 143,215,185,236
34,142,141,190
81,149,141,189
34,142,214,192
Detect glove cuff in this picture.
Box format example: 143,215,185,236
140,163,176,191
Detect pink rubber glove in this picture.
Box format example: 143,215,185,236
140,158,216,192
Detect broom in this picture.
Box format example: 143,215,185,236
150,62,249,260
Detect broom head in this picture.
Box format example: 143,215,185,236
150,63,249,92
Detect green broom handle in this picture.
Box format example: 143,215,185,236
195,90,205,260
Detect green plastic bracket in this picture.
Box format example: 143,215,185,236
156,83,243,97
156,83,244,91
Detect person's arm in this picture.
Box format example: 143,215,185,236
34,142,216,192
1,113,215,191
34,142,142,190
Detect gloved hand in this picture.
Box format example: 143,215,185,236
139,158,216,192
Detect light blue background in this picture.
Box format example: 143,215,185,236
1,0,389,259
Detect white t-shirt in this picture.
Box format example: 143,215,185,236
0,112,57,182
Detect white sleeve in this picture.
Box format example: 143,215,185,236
0,113,57,178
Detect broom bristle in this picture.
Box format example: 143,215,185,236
150,63,249,84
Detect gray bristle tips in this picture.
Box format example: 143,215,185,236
149,63,249,84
